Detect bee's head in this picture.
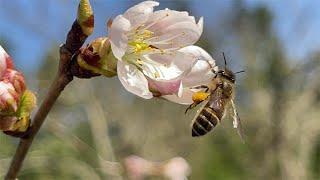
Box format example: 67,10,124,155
213,53,244,83
217,68,236,83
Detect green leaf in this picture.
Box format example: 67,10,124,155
17,90,37,119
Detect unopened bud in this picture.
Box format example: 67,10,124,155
77,0,94,36
2,69,26,95
77,37,117,77
0,45,36,135
1,90,36,133
0,46,14,76
0,81,19,112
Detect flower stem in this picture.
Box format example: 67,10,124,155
5,70,73,180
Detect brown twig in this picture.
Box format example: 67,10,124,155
5,69,72,180
5,16,94,180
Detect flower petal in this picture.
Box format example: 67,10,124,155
0,81,19,111
117,61,153,99
2,69,26,95
146,10,203,49
162,46,216,105
143,50,197,80
179,46,217,87
148,77,182,96
109,15,131,60
0,45,10,77
162,87,194,105
123,1,159,28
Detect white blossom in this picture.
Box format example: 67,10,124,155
109,1,203,99
163,46,217,104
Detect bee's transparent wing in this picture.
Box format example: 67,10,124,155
190,99,209,127
231,99,245,143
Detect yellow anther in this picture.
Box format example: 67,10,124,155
154,72,160,78
143,30,153,38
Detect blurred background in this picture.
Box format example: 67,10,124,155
1,0,320,179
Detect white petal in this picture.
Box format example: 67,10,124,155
162,87,194,105
146,10,202,49
179,46,217,87
109,15,131,61
146,10,195,31
0,45,8,76
117,61,153,99
123,1,159,28
162,46,216,105
143,51,197,80
197,17,204,35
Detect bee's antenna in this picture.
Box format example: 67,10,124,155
235,70,245,74
222,52,227,68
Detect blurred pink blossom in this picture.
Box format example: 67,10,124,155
124,155,191,180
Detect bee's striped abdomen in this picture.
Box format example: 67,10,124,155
192,107,220,137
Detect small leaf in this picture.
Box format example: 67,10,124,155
17,90,36,119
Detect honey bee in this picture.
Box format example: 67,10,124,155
185,53,245,141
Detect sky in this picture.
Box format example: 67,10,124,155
0,0,319,73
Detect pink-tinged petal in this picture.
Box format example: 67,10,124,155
123,1,159,28
146,10,196,32
117,61,153,99
0,81,19,111
146,10,202,49
149,21,202,49
179,46,217,87
148,77,182,96
162,88,194,105
109,15,131,61
2,69,26,95
0,45,9,77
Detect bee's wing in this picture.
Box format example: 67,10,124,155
231,99,245,143
190,99,209,126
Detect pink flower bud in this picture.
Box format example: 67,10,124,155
0,46,14,76
2,69,26,95
0,45,36,134
0,81,19,112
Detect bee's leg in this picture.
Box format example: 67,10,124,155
185,103,197,114
190,85,209,92
231,99,245,143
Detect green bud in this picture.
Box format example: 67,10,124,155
77,0,94,36
77,37,118,77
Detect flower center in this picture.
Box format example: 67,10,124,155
128,29,155,54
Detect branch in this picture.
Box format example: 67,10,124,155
5,1,95,178
5,69,72,180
